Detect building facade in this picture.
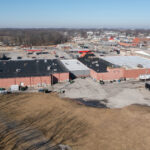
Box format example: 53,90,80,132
0,59,69,88
79,54,150,81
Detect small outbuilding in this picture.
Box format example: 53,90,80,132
61,59,90,78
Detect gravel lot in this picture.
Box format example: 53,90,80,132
53,78,150,108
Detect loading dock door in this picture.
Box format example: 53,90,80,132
51,75,58,85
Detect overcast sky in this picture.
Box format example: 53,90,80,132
0,0,150,28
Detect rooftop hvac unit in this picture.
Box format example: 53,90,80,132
137,64,143,68
47,66,51,71
92,61,98,64
16,69,21,72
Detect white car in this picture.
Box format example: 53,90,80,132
0,89,7,94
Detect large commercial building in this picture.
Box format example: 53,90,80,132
78,54,124,81
61,59,90,78
0,59,69,88
78,54,150,81
102,56,150,79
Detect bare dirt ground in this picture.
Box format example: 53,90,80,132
54,78,150,108
1,93,150,150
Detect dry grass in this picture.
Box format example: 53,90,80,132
0,93,150,150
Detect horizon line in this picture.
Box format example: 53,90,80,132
0,27,150,30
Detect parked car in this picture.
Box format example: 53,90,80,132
100,80,105,85
19,86,28,91
69,80,75,84
145,82,150,90
0,88,7,94
17,56,22,59
38,88,52,93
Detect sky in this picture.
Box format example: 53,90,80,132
0,0,150,28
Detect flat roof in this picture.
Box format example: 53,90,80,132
135,51,150,56
102,56,150,69
78,54,119,73
0,59,68,78
61,59,90,71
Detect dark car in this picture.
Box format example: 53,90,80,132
38,88,52,93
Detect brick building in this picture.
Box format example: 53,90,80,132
0,59,69,88
78,54,124,81
103,56,150,79
78,54,150,81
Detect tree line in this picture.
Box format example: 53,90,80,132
0,29,69,46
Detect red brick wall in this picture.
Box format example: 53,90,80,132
0,73,69,88
0,78,16,88
90,69,98,80
0,76,51,88
52,73,69,82
124,69,150,79
90,68,124,81
0,73,70,88
106,68,125,80
90,67,150,81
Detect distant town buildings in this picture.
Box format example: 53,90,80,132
1,29,150,89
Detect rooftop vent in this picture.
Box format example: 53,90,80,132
24,63,27,66
47,66,51,71
16,69,21,72
137,64,143,68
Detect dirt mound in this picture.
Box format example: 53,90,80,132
0,93,87,150
1,93,150,150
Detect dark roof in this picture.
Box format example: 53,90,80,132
78,54,120,73
0,59,68,78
